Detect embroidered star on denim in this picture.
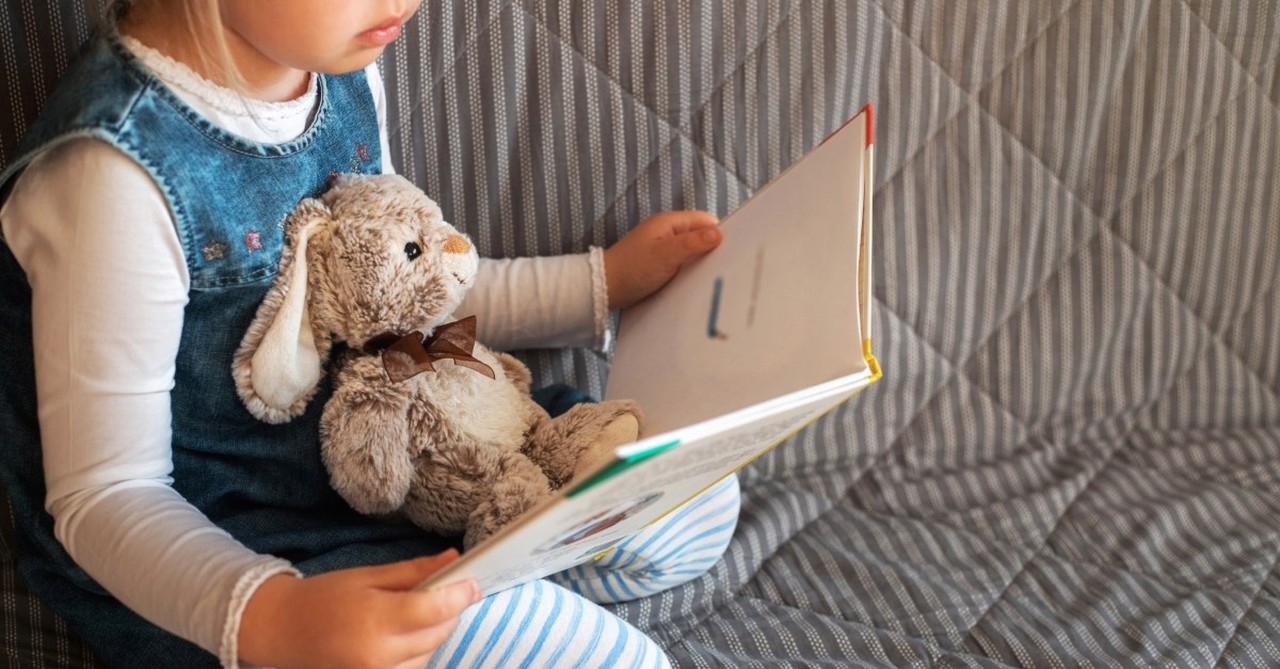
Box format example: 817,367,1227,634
201,240,227,261
243,230,263,253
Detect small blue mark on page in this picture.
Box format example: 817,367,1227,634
707,277,728,339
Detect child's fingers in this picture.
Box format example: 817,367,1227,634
685,225,723,251
668,224,722,260
370,550,461,590
403,578,482,627
663,210,719,234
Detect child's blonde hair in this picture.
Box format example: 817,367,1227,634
108,0,247,93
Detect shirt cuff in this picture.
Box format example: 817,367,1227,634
219,560,302,669
458,252,612,352
587,245,612,353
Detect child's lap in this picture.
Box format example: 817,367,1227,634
427,579,671,669
428,475,740,668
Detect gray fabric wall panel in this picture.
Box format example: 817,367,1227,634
3,0,1280,667
0,1,102,174
0,497,102,667
877,105,1103,366
373,10,1280,669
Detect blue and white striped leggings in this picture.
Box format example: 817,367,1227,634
426,474,741,668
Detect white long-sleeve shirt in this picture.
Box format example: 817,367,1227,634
0,38,608,667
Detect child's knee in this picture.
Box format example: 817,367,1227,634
428,580,670,668
702,473,741,514
665,474,740,539
556,474,741,602
647,474,741,571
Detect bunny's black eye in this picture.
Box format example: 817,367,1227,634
404,242,422,261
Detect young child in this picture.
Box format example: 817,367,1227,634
0,1,741,667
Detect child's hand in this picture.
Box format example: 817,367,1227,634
603,210,722,310
238,550,479,669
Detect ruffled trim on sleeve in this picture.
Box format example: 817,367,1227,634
588,246,613,352
219,560,302,669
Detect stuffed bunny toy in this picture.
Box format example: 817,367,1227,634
232,173,641,548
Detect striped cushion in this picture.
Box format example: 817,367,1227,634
1,493,103,667
5,1,1280,667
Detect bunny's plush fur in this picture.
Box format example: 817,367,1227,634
233,173,640,548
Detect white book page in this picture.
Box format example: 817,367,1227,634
606,111,870,437
417,107,878,596
419,378,862,594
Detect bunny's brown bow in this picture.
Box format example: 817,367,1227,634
362,315,496,383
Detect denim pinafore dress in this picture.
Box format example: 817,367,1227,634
0,35,453,666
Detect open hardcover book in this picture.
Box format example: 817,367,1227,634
419,105,881,595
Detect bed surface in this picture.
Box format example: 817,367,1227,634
3,1,1279,667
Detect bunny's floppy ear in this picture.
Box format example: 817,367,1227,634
232,199,332,424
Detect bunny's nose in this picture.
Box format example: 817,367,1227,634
443,234,471,254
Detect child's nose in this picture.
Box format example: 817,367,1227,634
443,234,471,254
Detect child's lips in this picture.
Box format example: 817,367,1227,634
359,18,403,46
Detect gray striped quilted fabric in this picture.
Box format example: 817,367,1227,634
3,1,1279,667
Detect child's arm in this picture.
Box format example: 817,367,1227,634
452,213,721,352
237,553,480,669
602,210,722,310
455,251,607,350
5,139,479,667
3,139,300,661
